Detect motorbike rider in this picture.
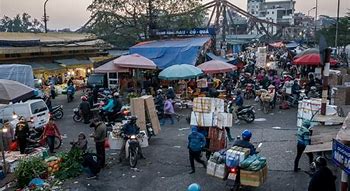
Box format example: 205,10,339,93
67,83,75,100
232,129,256,155
155,89,164,119
118,116,145,163
79,96,91,124
166,86,176,100
100,94,115,122
307,86,319,98
230,89,243,124
291,80,301,97
308,156,336,191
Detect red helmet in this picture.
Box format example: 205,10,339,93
81,96,87,101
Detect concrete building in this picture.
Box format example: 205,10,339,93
247,0,295,34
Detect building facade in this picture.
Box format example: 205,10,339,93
247,0,295,35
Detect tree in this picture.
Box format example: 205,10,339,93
0,13,44,32
316,10,350,47
86,0,206,48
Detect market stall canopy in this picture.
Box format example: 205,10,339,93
94,60,129,73
294,48,318,58
0,64,34,88
129,37,211,69
24,62,64,71
158,64,203,80
293,53,337,66
113,54,157,70
0,79,35,104
197,60,237,74
206,52,229,62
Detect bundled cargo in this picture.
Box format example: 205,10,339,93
208,127,226,151
207,152,226,179
193,97,225,113
190,112,232,128
226,146,251,167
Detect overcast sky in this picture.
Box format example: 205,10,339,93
0,0,348,30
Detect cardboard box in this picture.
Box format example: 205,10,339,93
206,160,216,176
142,95,161,135
108,132,123,150
130,98,146,130
214,164,225,179
193,97,224,113
217,113,233,128
240,165,268,187
190,112,218,127
226,147,250,167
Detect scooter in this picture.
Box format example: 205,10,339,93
226,143,263,191
124,133,143,168
67,90,74,103
26,127,62,151
244,83,255,100
50,105,64,120
73,108,82,122
146,122,155,141
227,100,255,123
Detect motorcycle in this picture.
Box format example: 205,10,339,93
67,89,74,103
227,100,255,123
124,133,143,168
27,127,62,151
287,90,307,108
50,105,64,120
146,122,155,141
73,108,82,122
226,143,263,191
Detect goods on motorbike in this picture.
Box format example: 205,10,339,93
226,146,251,168
240,165,268,187
190,112,232,127
193,97,225,113
240,154,267,171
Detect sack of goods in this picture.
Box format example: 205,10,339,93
207,151,226,179
240,154,267,171
225,146,251,168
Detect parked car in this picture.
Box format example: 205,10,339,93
0,99,50,129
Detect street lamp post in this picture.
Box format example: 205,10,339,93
335,0,340,53
314,0,318,43
44,0,49,33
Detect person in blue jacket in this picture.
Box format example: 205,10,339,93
188,126,206,174
100,95,115,122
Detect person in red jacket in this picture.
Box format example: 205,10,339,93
41,118,61,153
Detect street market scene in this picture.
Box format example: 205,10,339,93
0,0,350,190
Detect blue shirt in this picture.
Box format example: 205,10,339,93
188,132,206,152
236,95,243,107
102,99,115,112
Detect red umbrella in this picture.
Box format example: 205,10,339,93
293,53,337,66
197,60,237,74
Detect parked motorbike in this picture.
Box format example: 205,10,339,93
50,105,64,120
287,90,307,108
226,143,263,191
227,100,255,123
73,108,82,122
146,122,155,141
27,127,62,150
124,133,143,168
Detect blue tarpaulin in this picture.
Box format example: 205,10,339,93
286,41,299,49
206,52,228,62
129,37,211,69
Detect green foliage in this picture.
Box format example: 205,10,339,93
316,12,350,47
86,0,206,48
54,148,84,180
14,157,48,188
0,13,44,32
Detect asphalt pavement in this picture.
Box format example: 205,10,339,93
51,91,341,191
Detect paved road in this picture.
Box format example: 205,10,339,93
51,92,340,191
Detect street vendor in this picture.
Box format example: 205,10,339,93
15,116,30,154
2,120,14,151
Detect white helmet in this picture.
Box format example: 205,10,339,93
113,92,120,97
157,89,163,94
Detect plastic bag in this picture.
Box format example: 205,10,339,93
104,138,110,149
10,141,17,151
240,154,267,171
240,154,258,169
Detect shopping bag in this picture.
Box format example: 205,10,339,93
104,138,110,149
10,141,17,151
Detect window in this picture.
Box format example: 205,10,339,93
267,11,269,14
272,11,274,14
30,101,47,114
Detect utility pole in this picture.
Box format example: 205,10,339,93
320,48,332,115
44,0,49,33
314,0,318,43
335,0,340,53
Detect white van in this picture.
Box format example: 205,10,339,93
0,99,49,129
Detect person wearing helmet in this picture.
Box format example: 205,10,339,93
119,116,145,162
294,120,314,172
100,94,116,122
188,126,206,174
230,90,243,124
232,129,256,155
187,183,201,191
307,86,319,98
155,89,164,119
79,96,91,124
166,86,175,100
112,92,122,115
308,156,336,191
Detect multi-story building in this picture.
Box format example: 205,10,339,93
247,0,295,35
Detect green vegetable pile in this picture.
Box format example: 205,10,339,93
54,147,84,180
15,157,48,188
